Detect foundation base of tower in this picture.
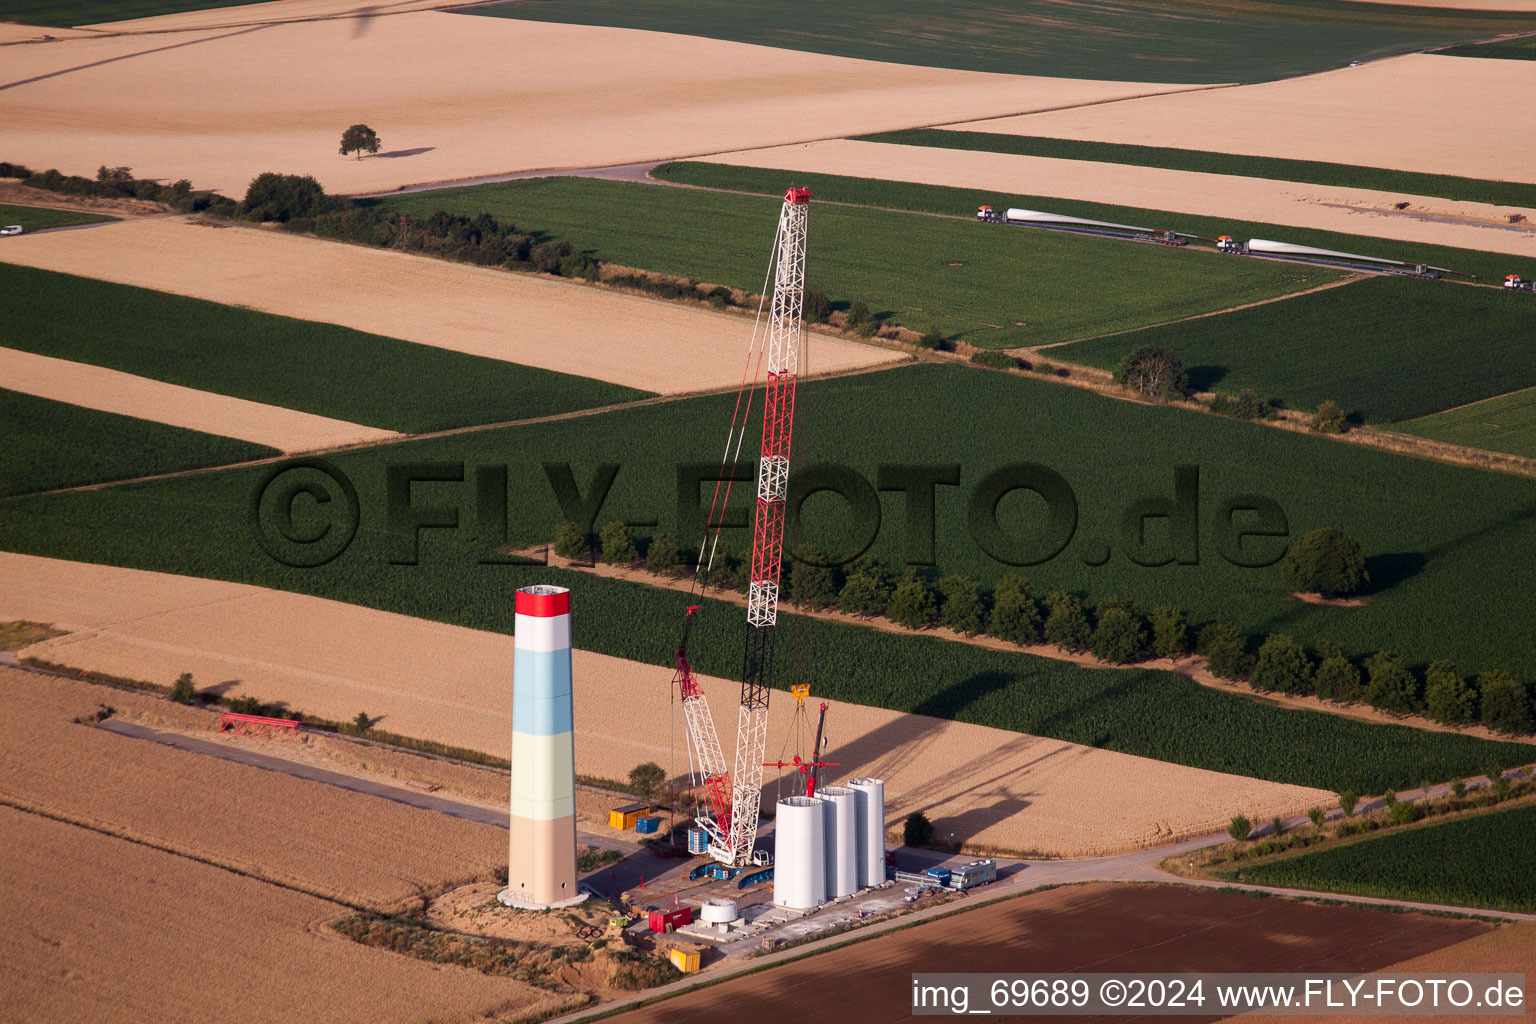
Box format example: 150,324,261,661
497,888,590,911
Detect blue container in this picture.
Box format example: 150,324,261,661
635,815,661,834
925,866,952,884
687,827,709,854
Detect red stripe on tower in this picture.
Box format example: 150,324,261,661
515,588,570,617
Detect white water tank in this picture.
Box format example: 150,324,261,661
772,796,826,909
819,786,858,898
701,898,738,924
849,777,885,888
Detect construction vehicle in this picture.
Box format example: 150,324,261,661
1505,274,1535,293
672,187,812,867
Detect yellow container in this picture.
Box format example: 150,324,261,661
609,802,651,829
669,948,700,973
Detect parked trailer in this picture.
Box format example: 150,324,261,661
1218,237,1463,280
991,208,1188,246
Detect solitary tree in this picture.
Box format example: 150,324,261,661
1113,345,1188,401
903,810,935,847
1227,814,1252,841
628,762,667,799
1310,400,1348,434
339,123,381,159
353,711,372,731
1284,527,1369,598
170,672,197,704
1338,790,1359,817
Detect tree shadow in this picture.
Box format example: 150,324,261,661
1362,551,1427,595
1186,364,1228,391
372,147,435,159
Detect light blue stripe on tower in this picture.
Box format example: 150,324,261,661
513,692,574,736
514,645,571,699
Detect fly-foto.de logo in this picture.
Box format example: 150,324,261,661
250,460,1291,570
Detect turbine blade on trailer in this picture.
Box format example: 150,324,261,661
1004,208,1155,233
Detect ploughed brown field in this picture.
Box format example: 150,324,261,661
4,553,1330,858
954,54,1536,184
0,664,505,910
608,883,1495,1024
0,12,1197,196
0,805,570,1024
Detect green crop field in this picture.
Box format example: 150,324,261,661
0,0,260,25
1438,37,1536,60
6,362,1536,680
1053,277,1536,423
652,163,1536,287
1397,388,1536,460
374,177,1338,350
853,131,1536,211
1,421,1529,794
0,387,275,497
0,204,115,231
0,264,649,433
462,0,1536,84
1228,803,1536,912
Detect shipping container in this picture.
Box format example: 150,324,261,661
609,802,651,830
648,906,693,932
634,815,661,834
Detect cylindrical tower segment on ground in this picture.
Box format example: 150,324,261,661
772,795,826,909
819,786,858,898
849,777,885,889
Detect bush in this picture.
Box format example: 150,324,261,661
241,171,330,222
838,559,892,617
887,571,938,629
1250,633,1313,694
1089,606,1148,664
0,161,34,179
903,810,935,847
1478,670,1535,735
1284,527,1369,598
1228,814,1252,841
1043,592,1091,653
550,521,592,561
1424,660,1477,726
789,546,840,609
530,240,572,274
803,289,833,323
1271,815,1286,838
628,762,666,799
598,522,638,566
969,350,1016,370
918,327,952,351
645,532,682,576
1314,650,1365,703
169,672,196,704
986,575,1041,646
1307,806,1326,828
1388,799,1421,825
1311,400,1349,434
559,252,600,280
1451,778,1467,799
938,574,987,635
1210,389,1272,420
1364,652,1421,714
1113,345,1188,400
1338,790,1359,817
1198,621,1253,681
1149,604,1190,660
846,300,872,327
353,711,372,730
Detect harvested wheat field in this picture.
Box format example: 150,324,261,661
0,218,896,394
0,805,569,1024
952,54,1536,183
85,0,464,32
698,140,1536,258
2,553,1329,857
0,346,398,452
0,665,505,909
608,883,1492,1024
1222,923,1534,1024
0,11,1200,196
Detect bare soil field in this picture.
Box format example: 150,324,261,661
607,882,1493,1024
1,552,1329,857
1223,923,1535,1024
0,665,506,909
0,345,398,451
0,805,567,1024
0,217,896,394
0,12,1199,197
696,140,1536,259
952,54,1536,183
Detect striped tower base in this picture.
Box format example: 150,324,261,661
499,585,588,911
